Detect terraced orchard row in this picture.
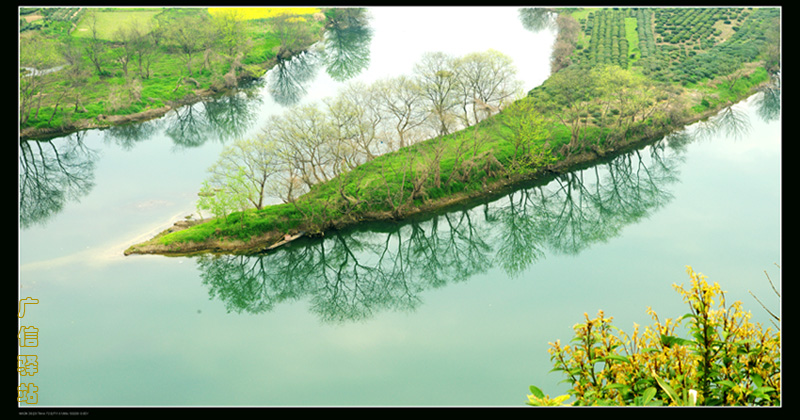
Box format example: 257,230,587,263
571,7,778,86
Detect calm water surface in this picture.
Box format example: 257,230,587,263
18,7,780,407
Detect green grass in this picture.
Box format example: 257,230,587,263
72,8,164,40
625,17,640,62
21,7,321,134
569,8,599,21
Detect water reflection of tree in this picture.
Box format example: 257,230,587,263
691,102,753,142
321,8,372,82
203,85,264,142
267,51,321,107
267,8,372,106
19,133,97,228
518,7,556,32
755,75,781,123
163,84,263,147
102,119,162,150
196,140,684,322
492,190,548,277
688,79,781,142
163,102,214,148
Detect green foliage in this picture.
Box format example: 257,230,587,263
578,9,631,70
19,7,321,134
571,7,778,88
71,8,161,40
527,266,780,406
197,180,237,223
499,98,556,171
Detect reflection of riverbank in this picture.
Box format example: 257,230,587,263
19,68,271,141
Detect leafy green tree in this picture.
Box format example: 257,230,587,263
197,168,255,226
535,66,597,154
211,8,250,63
207,136,280,211
197,180,235,222
499,98,553,170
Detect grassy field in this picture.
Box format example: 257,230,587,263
624,17,639,62
207,7,321,20
72,8,164,40
70,7,323,42
20,7,325,135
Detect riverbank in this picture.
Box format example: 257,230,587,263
19,7,330,141
20,58,279,141
123,80,768,257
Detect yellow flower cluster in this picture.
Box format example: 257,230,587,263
208,7,321,21
537,266,780,406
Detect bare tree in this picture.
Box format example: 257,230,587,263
60,39,90,114
454,49,523,126
112,25,138,78
269,105,337,188
19,33,58,124
550,14,580,74
164,13,210,76
373,75,431,150
325,81,386,163
82,9,108,75
413,51,461,137
122,22,160,80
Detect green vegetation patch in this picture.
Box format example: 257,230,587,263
72,8,164,40
20,7,324,135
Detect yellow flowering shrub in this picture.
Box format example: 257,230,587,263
527,266,780,406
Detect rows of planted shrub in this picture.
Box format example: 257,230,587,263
669,7,777,85
579,8,630,69
20,7,85,33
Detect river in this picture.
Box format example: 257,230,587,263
18,7,780,407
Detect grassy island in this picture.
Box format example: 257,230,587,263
51,6,775,257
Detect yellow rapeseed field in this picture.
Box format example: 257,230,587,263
208,7,321,20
